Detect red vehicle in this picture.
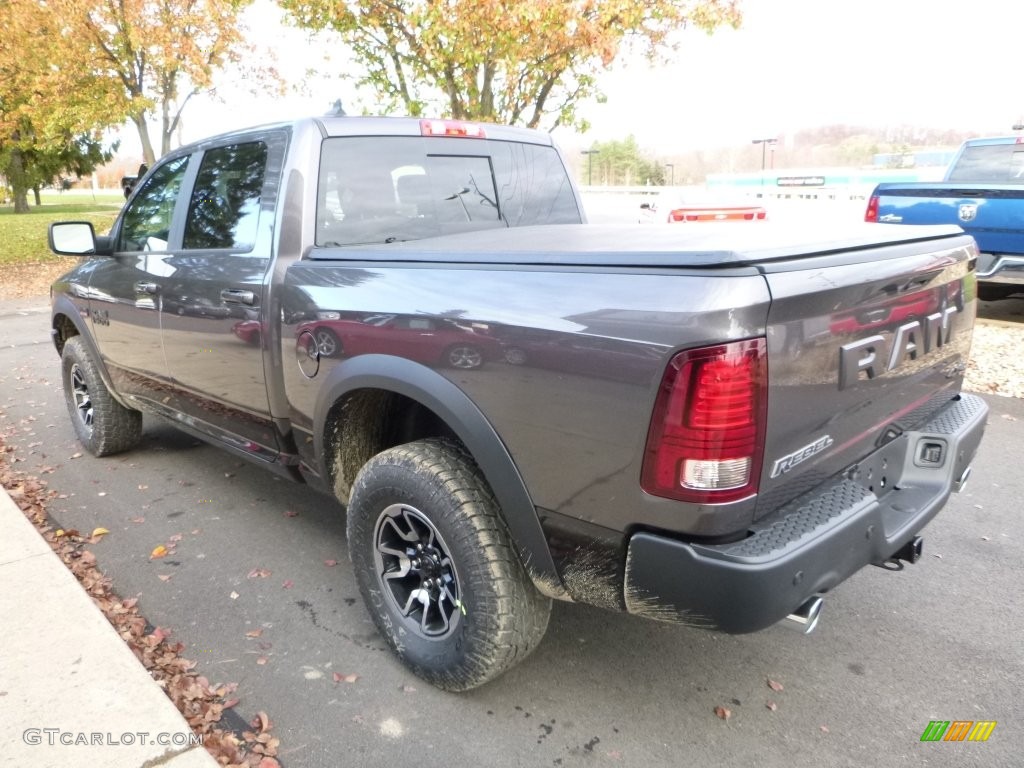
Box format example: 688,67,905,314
298,313,501,369
231,319,263,345
639,191,767,223
829,281,961,335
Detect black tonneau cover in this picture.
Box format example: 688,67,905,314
306,222,966,267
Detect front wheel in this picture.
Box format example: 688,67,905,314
346,438,551,691
314,327,342,358
61,336,142,456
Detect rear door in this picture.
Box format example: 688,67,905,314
156,133,287,456
756,236,977,517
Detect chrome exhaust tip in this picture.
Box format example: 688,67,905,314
783,596,823,634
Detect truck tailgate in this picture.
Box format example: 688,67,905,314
875,183,1024,261
755,234,978,519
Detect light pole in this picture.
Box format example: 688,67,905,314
752,137,778,193
664,163,674,187
581,149,598,186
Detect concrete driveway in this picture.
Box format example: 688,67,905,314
0,299,1020,767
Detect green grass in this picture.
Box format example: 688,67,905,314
0,195,121,266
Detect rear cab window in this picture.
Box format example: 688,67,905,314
316,136,580,247
947,142,1024,182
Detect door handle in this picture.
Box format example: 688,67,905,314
220,289,255,305
134,282,159,294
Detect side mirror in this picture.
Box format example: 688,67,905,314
639,202,651,210
49,222,105,256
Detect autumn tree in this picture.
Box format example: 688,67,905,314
586,136,665,186
1,0,120,211
279,0,742,130
63,0,256,164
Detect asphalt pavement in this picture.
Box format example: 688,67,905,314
0,298,1021,768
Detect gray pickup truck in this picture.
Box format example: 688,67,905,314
47,116,988,691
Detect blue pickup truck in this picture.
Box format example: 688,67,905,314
866,136,1024,300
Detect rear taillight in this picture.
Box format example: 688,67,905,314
865,195,879,222
641,338,767,504
756,210,766,220
420,119,485,138
669,209,685,222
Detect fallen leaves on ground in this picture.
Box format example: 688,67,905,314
247,568,271,579
281,580,293,590
245,629,263,638
323,559,338,567
333,672,359,684
0,437,282,767
150,545,168,559
767,678,784,692
283,510,298,518
713,706,732,721
766,701,778,711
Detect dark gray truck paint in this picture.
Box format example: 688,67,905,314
49,116,987,638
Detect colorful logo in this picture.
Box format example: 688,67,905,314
920,720,996,742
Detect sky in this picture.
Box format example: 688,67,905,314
116,0,1024,159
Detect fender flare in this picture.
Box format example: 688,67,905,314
50,295,129,409
312,354,560,588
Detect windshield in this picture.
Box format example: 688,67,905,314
316,136,581,247
947,143,1024,183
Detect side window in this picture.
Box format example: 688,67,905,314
118,156,189,252
183,142,268,250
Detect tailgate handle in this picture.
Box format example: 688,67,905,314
134,282,159,294
220,289,255,305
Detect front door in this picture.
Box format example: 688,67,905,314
89,156,191,399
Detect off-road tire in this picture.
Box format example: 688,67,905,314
347,438,551,691
61,336,142,456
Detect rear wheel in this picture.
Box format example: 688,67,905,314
61,336,142,456
503,346,527,366
346,438,550,691
978,284,1016,302
445,344,483,369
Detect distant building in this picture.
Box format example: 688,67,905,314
706,166,945,200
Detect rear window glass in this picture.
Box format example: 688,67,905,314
316,136,580,247
947,143,1024,182
184,142,267,250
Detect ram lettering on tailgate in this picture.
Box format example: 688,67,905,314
838,305,960,390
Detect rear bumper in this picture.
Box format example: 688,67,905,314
977,253,1024,286
623,393,988,633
